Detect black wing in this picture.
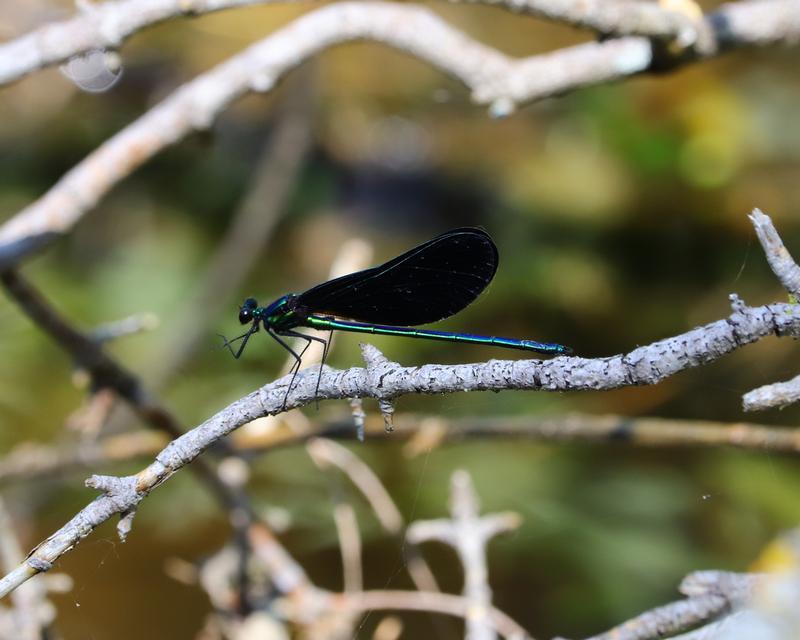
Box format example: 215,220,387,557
296,228,498,326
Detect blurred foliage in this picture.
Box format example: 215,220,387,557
1,0,800,638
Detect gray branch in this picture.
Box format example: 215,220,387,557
5,410,800,486
408,471,521,640
2,0,800,267
0,283,798,599
743,373,800,411
558,571,763,640
1,0,798,87
0,498,58,640
749,208,800,299
740,208,800,411
0,1,653,268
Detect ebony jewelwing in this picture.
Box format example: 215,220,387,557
220,227,572,404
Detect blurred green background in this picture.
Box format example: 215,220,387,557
1,0,800,638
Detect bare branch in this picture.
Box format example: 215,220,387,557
4,0,797,267
306,438,441,593
490,0,703,43
0,2,649,267
749,208,800,299
0,497,57,640
743,373,800,412
3,205,800,597
710,0,800,49
350,397,366,443
65,388,118,438
3,0,797,629
570,595,729,640
0,268,254,509
738,207,800,412
0,0,276,86
1,293,793,597
307,436,364,594
2,0,798,88
0,2,798,267
0,430,169,484
89,312,159,344
332,590,532,640
559,571,762,640
6,409,800,486
307,439,404,533
408,471,521,640
390,413,800,454
246,521,316,596
0,269,181,437
332,503,363,593
664,611,750,640
679,570,760,606
0,269,314,611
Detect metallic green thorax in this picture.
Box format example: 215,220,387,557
259,294,300,332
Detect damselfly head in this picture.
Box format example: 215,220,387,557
239,298,259,325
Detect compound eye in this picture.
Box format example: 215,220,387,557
238,308,252,325
244,297,258,310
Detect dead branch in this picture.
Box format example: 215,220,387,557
6,0,800,266
1,0,798,88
